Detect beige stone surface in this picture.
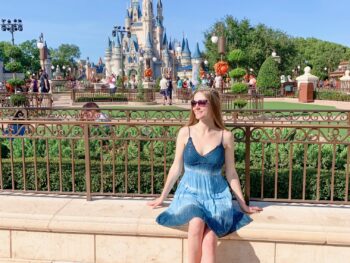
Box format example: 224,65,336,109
276,243,350,263
0,260,52,263
0,230,10,258
182,239,274,263
0,194,350,263
0,194,71,231
11,231,94,263
95,235,183,263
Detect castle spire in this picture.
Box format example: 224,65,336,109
192,42,201,59
145,32,152,49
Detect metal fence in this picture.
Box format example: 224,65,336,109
0,92,53,108
0,108,349,125
0,109,349,204
71,89,156,103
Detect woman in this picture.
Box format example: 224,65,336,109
148,88,262,263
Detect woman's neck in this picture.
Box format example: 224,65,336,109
195,119,217,133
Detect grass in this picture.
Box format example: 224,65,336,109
263,102,336,111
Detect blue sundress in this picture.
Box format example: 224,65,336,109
156,128,252,238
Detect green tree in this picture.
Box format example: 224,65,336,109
18,40,41,75
203,16,350,79
256,57,280,96
50,44,81,68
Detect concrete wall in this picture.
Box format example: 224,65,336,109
0,195,349,263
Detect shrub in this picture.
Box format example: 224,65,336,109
257,57,280,95
231,83,248,94
75,94,128,103
234,99,248,109
316,90,350,101
7,78,25,88
116,77,123,88
227,49,246,66
10,94,27,106
229,68,246,80
5,61,22,73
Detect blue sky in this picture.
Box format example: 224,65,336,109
1,0,350,62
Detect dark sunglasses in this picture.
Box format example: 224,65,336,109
191,99,209,107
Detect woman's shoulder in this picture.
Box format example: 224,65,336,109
222,129,234,147
178,126,190,138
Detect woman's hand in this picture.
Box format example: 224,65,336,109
147,197,165,209
241,205,263,214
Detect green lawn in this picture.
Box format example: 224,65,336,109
263,102,336,110
100,105,185,111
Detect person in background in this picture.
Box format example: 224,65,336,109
3,110,27,138
30,74,39,93
214,73,222,90
159,75,168,105
39,70,50,93
166,76,173,105
80,102,110,122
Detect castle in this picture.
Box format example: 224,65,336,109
104,0,202,81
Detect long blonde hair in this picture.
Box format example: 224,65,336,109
187,88,226,130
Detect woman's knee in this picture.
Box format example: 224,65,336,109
188,218,205,237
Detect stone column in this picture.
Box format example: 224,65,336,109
296,66,319,103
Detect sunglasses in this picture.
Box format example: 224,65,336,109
191,99,209,107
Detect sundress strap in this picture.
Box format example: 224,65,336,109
188,126,191,138
221,130,224,143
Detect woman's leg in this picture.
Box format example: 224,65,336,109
188,217,206,263
201,226,218,263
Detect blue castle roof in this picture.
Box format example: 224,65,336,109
162,31,167,46
145,32,152,49
183,39,191,55
192,42,201,59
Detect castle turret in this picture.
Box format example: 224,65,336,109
162,39,170,68
144,31,153,59
191,42,202,85
157,0,163,26
181,39,192,67
111,34,122,76
105,38,112,76
142,0,154,46
131,0,141,22
125,9,131,29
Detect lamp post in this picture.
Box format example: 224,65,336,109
112,26,131,89
1,19,23,45
36,33,48,72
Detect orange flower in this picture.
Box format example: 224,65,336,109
214,61,229,76
144,68,153,78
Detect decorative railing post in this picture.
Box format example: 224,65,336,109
83,124,92,201
244,126,251,205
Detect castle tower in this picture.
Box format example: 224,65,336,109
142,0,154,46
157,0,163,25
125,9,131,29
162,39,170,69
105,38,112,76
181,38,192,67
111,34,122,76
131,0,141,23
191,42,202,85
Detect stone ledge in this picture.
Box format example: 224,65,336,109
0,193,349,246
